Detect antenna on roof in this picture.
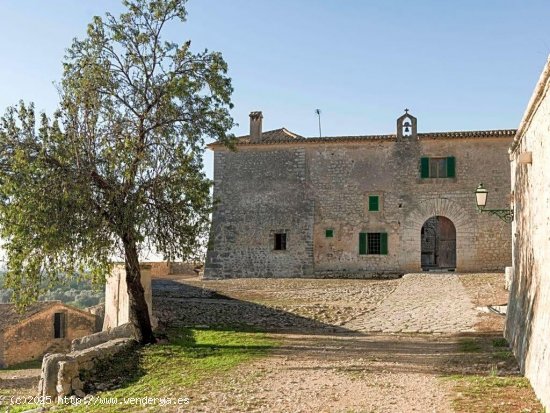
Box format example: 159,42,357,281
315,109,322,138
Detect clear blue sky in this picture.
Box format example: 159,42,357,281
0,0,549,179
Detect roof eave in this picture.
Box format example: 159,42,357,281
510,55,550,154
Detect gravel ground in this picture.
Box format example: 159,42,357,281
186,334,457,413
152,272,510,413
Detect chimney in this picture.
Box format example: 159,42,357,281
249,111,263,142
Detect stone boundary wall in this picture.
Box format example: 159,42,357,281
71,323,135,352
506,56,550,410
148,261,202,277
38,324,137,400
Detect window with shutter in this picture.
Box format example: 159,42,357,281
368,195,379,211
420,157,430,178
447,156,456,178
359,232,388,255
359,233,367,255
421,156,456,178
380,233,388,255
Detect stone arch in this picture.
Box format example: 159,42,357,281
400,198,475,272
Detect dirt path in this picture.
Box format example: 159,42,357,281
189,333,457,413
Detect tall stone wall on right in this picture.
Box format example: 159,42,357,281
506,56,550,410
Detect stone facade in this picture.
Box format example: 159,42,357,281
505,56,550,410
206,112,513,278
0,302,97,368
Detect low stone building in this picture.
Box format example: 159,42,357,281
0,301,97,368
206,111,513,278
506,55,550,410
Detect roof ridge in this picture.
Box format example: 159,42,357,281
314,129,516,139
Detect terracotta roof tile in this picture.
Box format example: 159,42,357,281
236,128,303,143
209,128,516,148
0,301,61,332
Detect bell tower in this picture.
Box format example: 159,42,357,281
396,109,417,139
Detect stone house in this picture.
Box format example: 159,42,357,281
0,301,97,368
505,55,550,410
206,110,513,278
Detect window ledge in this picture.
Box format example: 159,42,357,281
417,177,457,184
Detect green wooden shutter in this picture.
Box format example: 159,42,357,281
420,157,430,178
380,233,388,255
325,229,334,238
359,233,367,255
447,156,456,178
368,195,379,211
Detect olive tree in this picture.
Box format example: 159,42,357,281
0,0,234,343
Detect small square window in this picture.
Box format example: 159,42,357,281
368,195,380,211
325,229,334,238
274,233,287,250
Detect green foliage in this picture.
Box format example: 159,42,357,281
68,329,274,412
492,337,509,348
0,358,42,371
459,338,483,353
0,0,234,310
0,272,104,307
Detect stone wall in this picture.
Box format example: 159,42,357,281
103,264,157,330
206,128,512,278
1,303,97,367
148,261,202,277
39,334,137,400
206,148,314,278
505,56,550,410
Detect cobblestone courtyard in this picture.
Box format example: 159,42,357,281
149,272,538,413
153,273,505,336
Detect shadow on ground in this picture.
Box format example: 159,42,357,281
263,331,520,377
152,279,360,335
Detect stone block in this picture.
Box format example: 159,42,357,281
71,377,84,391
38,353,70,398
74,389,86,398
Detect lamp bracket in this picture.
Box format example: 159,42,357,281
477,207,514,223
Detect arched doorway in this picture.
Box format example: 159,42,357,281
421,216,456,270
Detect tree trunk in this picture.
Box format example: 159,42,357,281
123,237,156,344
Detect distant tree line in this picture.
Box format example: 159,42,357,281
0,272,104,309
